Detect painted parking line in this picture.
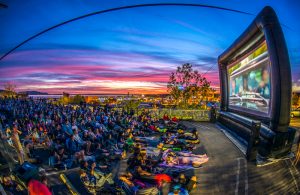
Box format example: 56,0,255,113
235,157,248,195
235,158,241,195
288,159,300,176
285,160,299,192
244,158,248,195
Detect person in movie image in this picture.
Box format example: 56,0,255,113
247,71,258,92
256,67,270,99
242,75,249,93
230,79,236,95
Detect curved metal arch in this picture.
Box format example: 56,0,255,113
0,3,254,61
0,2,8,8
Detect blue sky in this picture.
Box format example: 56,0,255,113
0,0,299,94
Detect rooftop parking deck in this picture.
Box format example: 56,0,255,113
183,121,300,194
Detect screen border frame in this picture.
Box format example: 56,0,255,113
227,41,271,116
218,6,291,132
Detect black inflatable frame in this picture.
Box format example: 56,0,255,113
218,6,296,158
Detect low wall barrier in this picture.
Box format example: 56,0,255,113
136,108,211,121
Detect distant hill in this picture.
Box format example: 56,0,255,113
0,89,48,95
20,91,49,95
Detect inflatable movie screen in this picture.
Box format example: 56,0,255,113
228,41,270,113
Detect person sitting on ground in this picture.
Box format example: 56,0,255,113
136,166,152,177
163,150,208,168
40,175,52,194
171,116,178,122
74,149,94,165
65,134,79,155
62,121,73,137
71,121,78,132
127,143,143,169
81,160,113,189
119,172,135,188
124,133,134,152
135,148,154,171
171,173,197,194
52,146,68,169
73,129,91,154
28,178,52,195
163,114,169,121
80,169,96,189
1,174,19,194
31,128,41,144
23,140,41,164
178,129,199,140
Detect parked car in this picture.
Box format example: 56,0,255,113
291,107,300,118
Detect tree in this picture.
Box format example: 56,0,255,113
123,99,140,113
292,92,299,107
71,95,85,104
167,63,213,108
58,92,70,104
167,72,181,105
60,96,70,105
2,82,17,97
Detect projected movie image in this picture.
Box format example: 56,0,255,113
228,42,270,113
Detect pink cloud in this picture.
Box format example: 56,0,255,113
0,49,219,94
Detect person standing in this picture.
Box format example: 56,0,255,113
11,125,25,164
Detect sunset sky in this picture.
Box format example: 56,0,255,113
0,0,299,94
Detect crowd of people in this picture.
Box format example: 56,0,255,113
0,97,207,195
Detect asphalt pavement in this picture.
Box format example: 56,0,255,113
49,121,300,194
184,121,300,195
